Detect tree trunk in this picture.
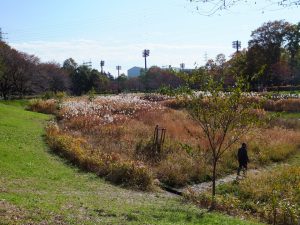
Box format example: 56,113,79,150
2,92,7,100
210,159,217,211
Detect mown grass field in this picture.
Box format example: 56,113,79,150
0,101,263,224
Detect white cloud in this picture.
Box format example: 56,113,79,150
11,39,232,76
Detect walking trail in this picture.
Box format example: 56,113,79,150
179,168,260,194
161,167,272,196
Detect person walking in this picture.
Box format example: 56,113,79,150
237,143,249,176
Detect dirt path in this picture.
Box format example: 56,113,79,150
161,160,291,196
179,168,261,194
162,148,300,196
160,168,264,196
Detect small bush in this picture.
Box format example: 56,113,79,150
266,85,300,92
156,152,208,187
186,166,300,225
27,99,58,114
45,123,154,190
237,166,300,225
163,98,189,109
264,98,300,113
107,161,153,191
87,88,96,102
268,117,300,130
135,139,175,163
42,91,67,101
141,93,171,102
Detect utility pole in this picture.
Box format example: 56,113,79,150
232,40,241,53
142,49,150,71
100,60,105,74
204,52,208,63
0,28,8,42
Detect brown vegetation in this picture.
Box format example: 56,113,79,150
37,94,300,190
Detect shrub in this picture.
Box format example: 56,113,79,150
135,139,175,163
156,151,209,187
87,88,96,102
46,124,86,164
141,93,171,102
107,161,153,191
163,98,189,109
185,166,300,225
266,85,300,92
27,99,58,114
264,98,300,112
268,116,300,130
166,96,300,113
42,91,67,100
237,166,300,225
45,122,154,190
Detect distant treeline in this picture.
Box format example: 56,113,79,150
1,20,300,99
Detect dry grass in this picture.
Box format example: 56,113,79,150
45,122,154,190
35,94,300,190
185,165,300,225
264,98,300,112
165,96,300,113
27,99,58,114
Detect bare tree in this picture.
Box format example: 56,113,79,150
187,78,260,209
189,0,300,15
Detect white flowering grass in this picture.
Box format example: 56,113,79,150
60,94,165,125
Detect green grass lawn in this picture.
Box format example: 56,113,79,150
0,101,263,225
273,111,300,119
268,90,300,95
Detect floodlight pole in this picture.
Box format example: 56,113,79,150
100,60,105,74
232,40,241,53
180,63,185,71
116,65,121,77
116,65,121,93
143,49,150,71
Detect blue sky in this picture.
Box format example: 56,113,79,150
1,0,299,76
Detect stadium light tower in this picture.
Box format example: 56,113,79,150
180,63,185,71
100,60,105,74
116,65,121,77
142,49,150,71
232,40,241,53
116,65,122,94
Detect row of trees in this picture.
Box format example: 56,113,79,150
1,20,299,99
0,42,70,99
0,40,183,99
196,20,300,90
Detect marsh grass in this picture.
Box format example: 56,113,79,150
36,95,300,190
1,101,265,224
27,98,58,114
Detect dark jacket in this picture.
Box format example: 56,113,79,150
238,147,249,164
